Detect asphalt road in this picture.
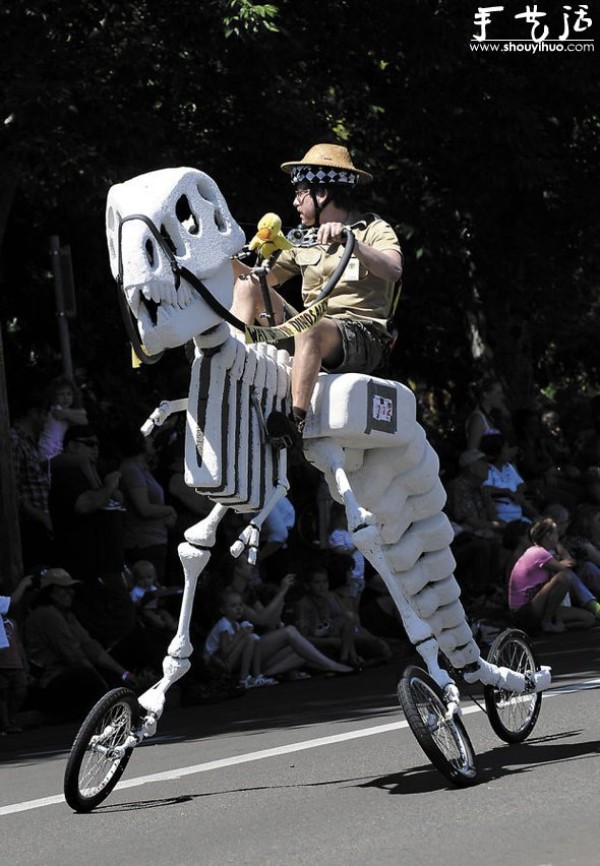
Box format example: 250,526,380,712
2,630,600,866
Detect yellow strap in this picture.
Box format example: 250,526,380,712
244,298,329,345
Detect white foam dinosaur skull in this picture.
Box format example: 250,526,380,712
106,167,245,354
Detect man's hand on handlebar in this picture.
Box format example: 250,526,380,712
316,221,350,246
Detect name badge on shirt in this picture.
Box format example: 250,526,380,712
343,256,360,281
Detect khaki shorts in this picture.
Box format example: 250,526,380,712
281,303,391,374
325,318,391,374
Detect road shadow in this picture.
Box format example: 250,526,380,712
358,727,599,794
85,777,377,814
63,729,599,813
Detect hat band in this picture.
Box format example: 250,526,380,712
290,165,358,187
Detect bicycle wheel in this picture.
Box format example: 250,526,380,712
397,665,478,787
64,688,141,812
484,628,542,743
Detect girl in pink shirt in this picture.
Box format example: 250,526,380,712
508,517,598,633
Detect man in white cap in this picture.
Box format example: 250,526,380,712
232,143,403,442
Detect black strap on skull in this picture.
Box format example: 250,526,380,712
115,213,354,362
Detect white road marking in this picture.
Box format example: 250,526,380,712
2,678,599,816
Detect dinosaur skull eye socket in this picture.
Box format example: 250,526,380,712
145,238,155,267
176,194,200,236
213,208,226,232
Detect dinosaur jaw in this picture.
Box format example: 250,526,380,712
126,261,235,353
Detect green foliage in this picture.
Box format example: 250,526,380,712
1,0,598,432
220,0,280,39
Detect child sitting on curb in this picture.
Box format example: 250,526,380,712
203,588,278,689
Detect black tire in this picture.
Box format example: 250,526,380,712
398,665,478,787
64,688,141,812
484,628,542,743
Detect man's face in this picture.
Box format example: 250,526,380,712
293,184,317,226
50,585,75,607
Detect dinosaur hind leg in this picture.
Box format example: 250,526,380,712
307,439,456,691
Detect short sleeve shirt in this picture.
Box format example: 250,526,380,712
483,462,526,523
508,545,553,610
0,597,10,650
203,616,236,661
270,212,402,332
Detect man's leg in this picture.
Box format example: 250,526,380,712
265,319,342,448
230,274,286,325
291,319,343,416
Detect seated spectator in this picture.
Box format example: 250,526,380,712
259,495,295,563
213,557,353,678
119,427,177,583
38,375,89,463
446,449,507,541
293,563,364,668
451,532,506,612
481,433,537,525
358,568,408,642
580,466,600,506
540,409,581,480
165,452,213,528
159,442,213,583
445,449,506,604
328,502,365,595
465,378,510,451
513,407,582,510
544,502,600,597
129,560,178,634
508,517,598,634
502,519,532,584
327,554,393,663
541,502,571,540
0,574,33,734
49,425,135,649
203,588,276,689
9,386,54,570
24,568,137,721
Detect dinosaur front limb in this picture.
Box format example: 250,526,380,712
137,541,211,717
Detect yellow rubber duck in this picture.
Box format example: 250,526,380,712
248,212,293,260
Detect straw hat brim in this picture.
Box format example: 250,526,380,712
280,143,373,184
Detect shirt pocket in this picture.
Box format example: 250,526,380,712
295,248,324,271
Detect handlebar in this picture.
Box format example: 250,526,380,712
308,227,355,307
241,226,356,345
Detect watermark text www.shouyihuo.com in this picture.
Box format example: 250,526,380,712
470,4,594,52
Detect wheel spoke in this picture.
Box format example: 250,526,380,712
484,629,542,743
64,688,141,811
78,704,132,796
399,667,478,785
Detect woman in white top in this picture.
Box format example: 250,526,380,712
481,434,537,525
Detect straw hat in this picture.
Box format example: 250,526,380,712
280,143,373,185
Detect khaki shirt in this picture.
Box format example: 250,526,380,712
270,211,402,333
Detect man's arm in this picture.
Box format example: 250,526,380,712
316,222,403,283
